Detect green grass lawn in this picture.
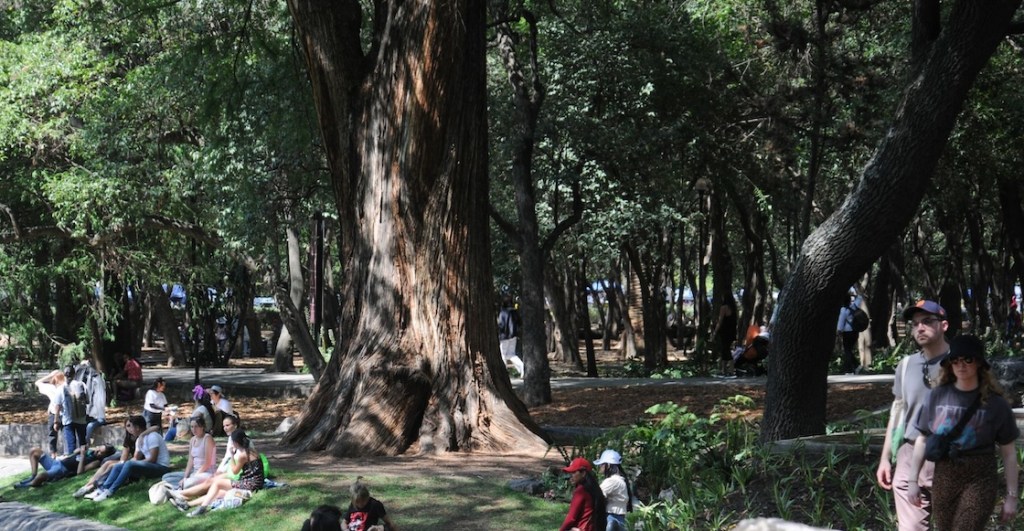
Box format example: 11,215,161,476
1,470,567,530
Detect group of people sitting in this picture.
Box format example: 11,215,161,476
23,366,399,529
18,378,266,518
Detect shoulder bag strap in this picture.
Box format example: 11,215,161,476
947,394,982,440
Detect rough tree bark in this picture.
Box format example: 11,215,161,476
762,0,1022,442
281,0,546,455
624,238,669,369
545,262,583,370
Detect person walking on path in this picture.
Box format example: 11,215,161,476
876,300,950,531
497,295,525,377
836,292,864,374
906,334,1020,530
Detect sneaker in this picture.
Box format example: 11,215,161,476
91,489,111,502
14,478,33,488
170,497,190,512
166,488,186,502
73,485,94,498
83,489,102,500
186,505,209,518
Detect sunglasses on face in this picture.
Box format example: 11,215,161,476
948,357,976,366
909,317,941,328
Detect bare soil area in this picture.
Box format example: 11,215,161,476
0,349,891,480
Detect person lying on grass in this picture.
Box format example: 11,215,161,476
169,429,264,517
72,417,139,498
14,444,116,488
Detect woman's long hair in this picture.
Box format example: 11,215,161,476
230,429,256,459
937,336,1004,404
580,470,607,524
602,463,634,512
937,363,1005,404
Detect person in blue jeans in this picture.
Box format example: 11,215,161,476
87,415,171,502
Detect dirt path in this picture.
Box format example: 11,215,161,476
259,439,564,480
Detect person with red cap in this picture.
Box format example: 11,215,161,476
875,300,950,530
559,457,606,531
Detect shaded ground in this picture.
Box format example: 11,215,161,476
0,348,894,483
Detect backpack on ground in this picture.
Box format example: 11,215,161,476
850,306,869,333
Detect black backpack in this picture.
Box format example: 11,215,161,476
850,306,870,333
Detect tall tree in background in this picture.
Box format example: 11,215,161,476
282,0,546,455
763,0,1023,441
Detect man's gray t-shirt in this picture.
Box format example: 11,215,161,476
893,352,944,442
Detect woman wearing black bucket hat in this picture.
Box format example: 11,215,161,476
906,335,1021,530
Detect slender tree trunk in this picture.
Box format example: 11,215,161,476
492,3,552,406
867,249,896,348
611,276,638,360
763,0,1022,442
624,240,668,369
545,263,583,370
273,226,304,373
577,262,598,377
282,0,545,455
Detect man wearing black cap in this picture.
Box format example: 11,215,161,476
875,300,950,530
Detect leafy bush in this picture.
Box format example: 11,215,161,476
557,396,898,529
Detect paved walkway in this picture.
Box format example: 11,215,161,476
0,502,128,531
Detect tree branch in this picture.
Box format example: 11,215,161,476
487,204,523,251
541,179,582,255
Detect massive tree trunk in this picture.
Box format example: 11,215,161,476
762,0,1022,442
282,0,545,455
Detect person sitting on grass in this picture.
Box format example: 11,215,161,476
164,385,212,442
207,384,233,437
166,413,252,500
170,429,263,517
342,479,399,531
72,417,140,498
85,414,171,502
14,444,115,488
159,416,216,490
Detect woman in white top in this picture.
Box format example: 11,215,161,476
143,378,168,432
594,449,632,531
160,416,217,489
